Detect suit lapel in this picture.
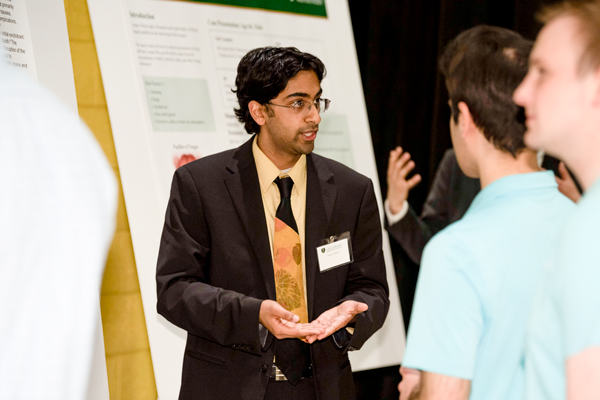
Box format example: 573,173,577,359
223,137,276,301
305,154,337,319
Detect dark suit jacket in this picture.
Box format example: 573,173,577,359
156,136,389,400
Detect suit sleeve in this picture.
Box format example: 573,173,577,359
337,179,390,350
156,166,263,353
386,149,455,264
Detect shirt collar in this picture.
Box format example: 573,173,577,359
252,135,307,194
467,171,557,214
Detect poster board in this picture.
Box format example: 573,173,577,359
1,0,78,111
88,0,405,397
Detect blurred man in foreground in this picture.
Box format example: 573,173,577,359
0,58,117,398
513,1,600,398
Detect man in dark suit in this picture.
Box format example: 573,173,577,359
156,47,389,400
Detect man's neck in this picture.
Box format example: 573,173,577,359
557,126,600,191
256,133,300,170
476,148,539,189
563,150,600,192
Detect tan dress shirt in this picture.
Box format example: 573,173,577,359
252,136,309,306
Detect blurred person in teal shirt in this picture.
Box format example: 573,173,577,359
399,25,575,400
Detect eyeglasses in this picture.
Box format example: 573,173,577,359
267,98,331,114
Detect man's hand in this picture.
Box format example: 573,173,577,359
556,161,581,203
399,367,422,400
387,147,422,214
259,300,324,339
399,371,470,400
301,300,368,344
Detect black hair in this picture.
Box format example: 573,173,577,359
439,25,533,156
233,47,326,134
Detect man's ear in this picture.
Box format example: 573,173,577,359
457,101,475,137
248,101,267,126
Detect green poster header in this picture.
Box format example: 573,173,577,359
188,0,327,18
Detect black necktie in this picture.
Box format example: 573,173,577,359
273,176,311,385
275,177,298,232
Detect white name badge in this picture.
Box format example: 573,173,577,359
316,233,353,272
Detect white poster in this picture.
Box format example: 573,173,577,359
119,0,359,193
2,0,78,112
88,1,405,398
1,0,37,78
